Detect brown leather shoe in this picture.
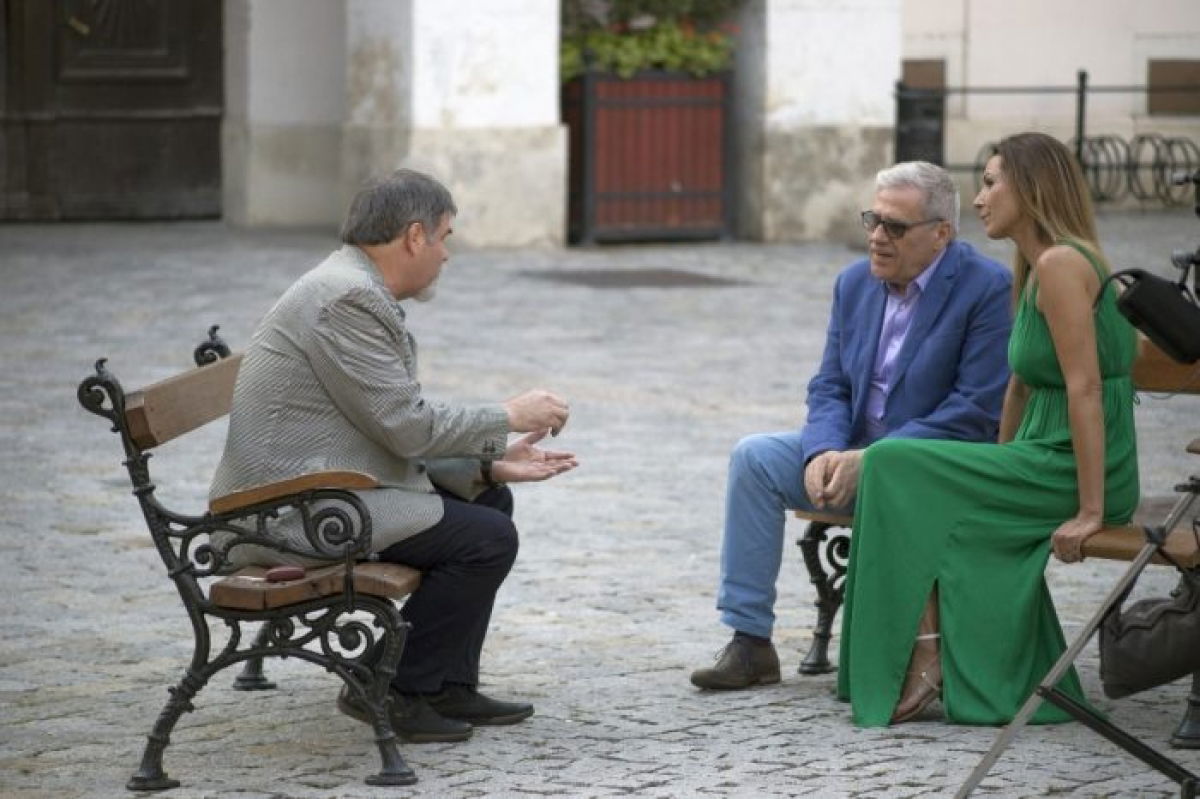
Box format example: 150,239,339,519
690,636,781,690
336,685,473,743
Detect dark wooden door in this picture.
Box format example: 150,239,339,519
1,0,222,220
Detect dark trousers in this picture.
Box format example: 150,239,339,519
376,486,517,694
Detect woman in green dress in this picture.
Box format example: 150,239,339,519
837,132,1139,727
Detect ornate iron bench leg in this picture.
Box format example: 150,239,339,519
1172,670,1200,749
233,623,276,691
361,608,416,786
797,521,852,675
128,669,208,790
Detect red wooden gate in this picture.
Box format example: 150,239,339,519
563,71,733,244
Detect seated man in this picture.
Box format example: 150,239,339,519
691,161,1012,690
211,168,577,741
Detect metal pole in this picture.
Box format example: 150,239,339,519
1075,69,1088,165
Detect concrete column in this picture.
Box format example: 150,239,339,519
223,0,347,227
734,0,899,242
343,0,566,247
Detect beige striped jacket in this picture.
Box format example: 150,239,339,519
209,245,510,567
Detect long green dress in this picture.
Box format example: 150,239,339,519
837,240,1139,727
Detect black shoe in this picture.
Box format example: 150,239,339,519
426,683,534,725
336,685,473,743
689,636,782,690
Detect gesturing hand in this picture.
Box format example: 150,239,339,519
1050,515,1104,563
490,430,578,484
504,390,569,435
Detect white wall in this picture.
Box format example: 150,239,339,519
737,0,900,241
764,0,897,128
904,0,1200,122
342,0,566,246
224,0,347,226
409,1,558,129
227,0,565,244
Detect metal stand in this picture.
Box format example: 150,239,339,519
956,478,1200,799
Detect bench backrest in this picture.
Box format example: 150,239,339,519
125,353,243,450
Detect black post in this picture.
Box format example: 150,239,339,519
1074,69,1088,165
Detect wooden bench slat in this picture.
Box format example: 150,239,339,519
1082,523,1199,568
209,470,380,515
211,562,421,611
126,353,243,449
1132,338,1200,395
793,510,853,527
792,510,1197,569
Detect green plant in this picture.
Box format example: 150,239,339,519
560,0,739,82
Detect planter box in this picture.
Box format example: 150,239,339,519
562,70,734,244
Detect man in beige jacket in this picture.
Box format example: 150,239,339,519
210,169,576,744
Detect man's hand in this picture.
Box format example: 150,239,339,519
1050,514,1103,563
803,449,863,509
504,389,569,435
490,430,578,483
823,449,863,509
804,452,836,509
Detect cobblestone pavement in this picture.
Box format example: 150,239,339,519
2,208,1199,799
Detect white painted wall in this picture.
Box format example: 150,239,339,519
764,0,899,128
243,0,346,125
410,1,559,128
345,0,412,127
224,0,348,227
736,0,901,241
904,0,1200,122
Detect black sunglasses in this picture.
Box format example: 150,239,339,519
860,210,942,240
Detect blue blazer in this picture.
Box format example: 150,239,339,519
799,239,1012,459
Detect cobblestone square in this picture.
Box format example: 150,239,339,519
1,209,1198,798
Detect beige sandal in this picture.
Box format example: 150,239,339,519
891,633,942,724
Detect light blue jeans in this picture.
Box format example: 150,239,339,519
717,430,854,639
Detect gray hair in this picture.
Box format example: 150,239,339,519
340,168,457,245
875,161,959,235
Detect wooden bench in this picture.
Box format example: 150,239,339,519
793,338,1200,747
78,327,422,790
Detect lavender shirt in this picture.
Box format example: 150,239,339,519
863,248,948,441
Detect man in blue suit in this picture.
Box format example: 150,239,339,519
691,161,1012,690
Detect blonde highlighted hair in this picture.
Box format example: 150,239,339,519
990,132,1109,304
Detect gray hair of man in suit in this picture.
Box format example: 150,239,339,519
876,161,960,236
340,168,459,246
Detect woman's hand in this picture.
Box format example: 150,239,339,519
1051,515,1104,563
490,429,578,484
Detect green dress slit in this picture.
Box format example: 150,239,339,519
837,240,1139,727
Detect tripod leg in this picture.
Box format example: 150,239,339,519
955,542,1162,798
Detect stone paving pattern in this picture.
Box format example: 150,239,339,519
1,209,1199,798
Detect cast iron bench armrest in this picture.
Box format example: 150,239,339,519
209,470,380,515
